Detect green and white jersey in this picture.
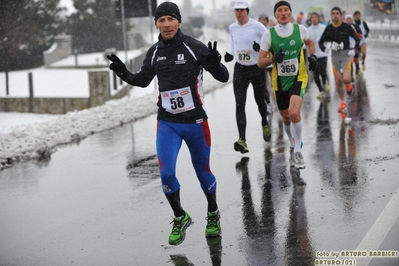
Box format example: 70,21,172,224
260,23,309,92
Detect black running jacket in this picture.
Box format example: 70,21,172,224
121,29,229,123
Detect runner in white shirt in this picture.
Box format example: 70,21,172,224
307,12,330,100
224,0,271,154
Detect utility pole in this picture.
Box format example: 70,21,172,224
149,0,157,91
120,0,128,64
120,0,130,98
148,0,154,44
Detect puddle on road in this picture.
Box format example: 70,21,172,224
367,118,399,125
127,154,159,179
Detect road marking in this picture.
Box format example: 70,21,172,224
356,187,399,265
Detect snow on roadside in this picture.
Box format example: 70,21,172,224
0,91,158,170
0,28,233,171
0,69,233,171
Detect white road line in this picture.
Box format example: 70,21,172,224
355,187,399,265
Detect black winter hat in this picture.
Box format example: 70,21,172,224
154,2,182,24
274,1,292,15
331,6,342,15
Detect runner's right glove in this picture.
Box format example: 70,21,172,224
224,52,234,62
319,44,326,52
308,54,318,71
272,49,284,63
107,54,127,78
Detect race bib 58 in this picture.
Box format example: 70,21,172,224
161,87,195,114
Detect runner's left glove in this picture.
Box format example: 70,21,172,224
206,41,221,67
107,54,127,78
253,41,260,52
308,54,318,72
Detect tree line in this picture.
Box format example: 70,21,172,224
0,0,125,72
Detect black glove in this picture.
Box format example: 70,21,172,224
319,44,326,52
205,41,221,66
253,41,260,52
106,54,127,78
272,49,285,63
308,54,318,71
224,52,234,62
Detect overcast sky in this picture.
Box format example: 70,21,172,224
59,0,254,16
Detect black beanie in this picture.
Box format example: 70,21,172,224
274,1,292,14
331,6,342,14
154,2,181,24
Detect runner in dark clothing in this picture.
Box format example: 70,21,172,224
107,2,228,246
318,6,360,115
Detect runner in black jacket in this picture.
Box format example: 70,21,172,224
318,6,360,115
107,2,228,246
119,28,228,123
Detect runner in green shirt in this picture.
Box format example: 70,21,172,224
258,1,318,170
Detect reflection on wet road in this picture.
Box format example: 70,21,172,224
236,155,278,265
235,145,312,265
0,44,398,265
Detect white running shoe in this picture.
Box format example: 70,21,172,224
294,152,306,169
317,91,325,100
289,147,295,167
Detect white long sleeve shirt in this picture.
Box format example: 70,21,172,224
307,23,328,58
228,18,267,66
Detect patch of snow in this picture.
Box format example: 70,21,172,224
0,27,233,170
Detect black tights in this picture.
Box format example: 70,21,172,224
233,63,268,141
313,57,328,92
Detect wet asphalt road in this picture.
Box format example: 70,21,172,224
1,43,399,266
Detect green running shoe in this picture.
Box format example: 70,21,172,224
262,125,271,142
168,212,192,245
234,138,249,153
205,210,221,237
